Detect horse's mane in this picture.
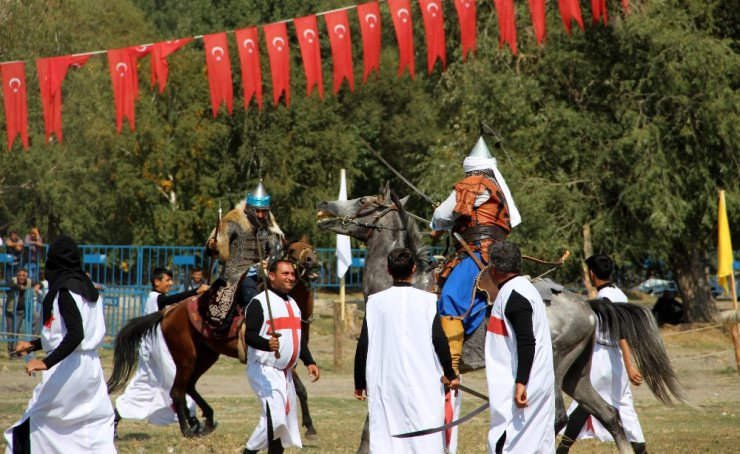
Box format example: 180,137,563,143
389,191,434,274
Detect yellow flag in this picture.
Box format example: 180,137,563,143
718,190,734,292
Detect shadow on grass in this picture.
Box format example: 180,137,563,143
117,432,152,441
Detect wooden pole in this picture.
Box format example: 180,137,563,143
728,272,740,375
334,298,343,372
340,275,346,327
582,224,597,298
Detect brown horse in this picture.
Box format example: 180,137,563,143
107,238,322,438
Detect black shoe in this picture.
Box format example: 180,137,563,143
243,449,258,454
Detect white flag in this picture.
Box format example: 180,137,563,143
337,169,352,278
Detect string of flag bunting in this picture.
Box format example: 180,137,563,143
0,0,629,151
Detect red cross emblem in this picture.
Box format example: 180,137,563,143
266,300,301,368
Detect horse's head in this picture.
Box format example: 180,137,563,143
285,236,322,285
316,183,407,241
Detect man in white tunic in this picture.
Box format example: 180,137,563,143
485,241,555,454
354,247,460,454
114,267,207,436
5,236,116,454
244,260,320,454
557,254,646,454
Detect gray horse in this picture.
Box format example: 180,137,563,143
317,185,687,454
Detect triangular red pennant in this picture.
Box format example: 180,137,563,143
294,15,324,99
558,0,585,35
235,27,263,110
388,0,415,79
453,0,477,62
203,33,233,118
419,0,446,74
108,46,150,134
357,2,382,83
591,0,608,25
37,54,91,143
150,38,192,93
493,0,518,55
622,0,630,13
528,0,546,45
1,62,29,150
324,9,354,94
263,22,291,107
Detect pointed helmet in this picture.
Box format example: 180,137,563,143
246,179,271,208
467,136,493,160
463,136,497,173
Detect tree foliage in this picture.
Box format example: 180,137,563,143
0,0,738,320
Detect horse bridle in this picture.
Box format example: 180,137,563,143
337,198,406,240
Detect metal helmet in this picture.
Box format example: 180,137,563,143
246,179,271,208
466,136,493,160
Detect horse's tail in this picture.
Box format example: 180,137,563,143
107,311,164,393
588,299,690,406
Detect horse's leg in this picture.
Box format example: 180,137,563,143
292,368,317,439
186,343,221,435
560,338,633,454
164,322,200,437
357,414,370,454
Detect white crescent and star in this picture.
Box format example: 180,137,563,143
116,62,128,77
303,29,316,44
398,8,410,23
8,77,21,93
243,38,255,53
427,2,439,17
365,13,378,29
211,46,225,61
333,24,346,39
272,36,285,51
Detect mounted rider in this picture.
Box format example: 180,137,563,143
430,136,521,374
205,179,284,326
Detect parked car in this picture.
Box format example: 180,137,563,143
637,278,724,298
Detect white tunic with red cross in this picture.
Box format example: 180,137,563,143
245,290,303,451
564,285,645,443
485,276,555,454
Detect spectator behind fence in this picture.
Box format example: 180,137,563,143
181,266,207,292
23,227,44,280
4,268,33,356
4,231,24,276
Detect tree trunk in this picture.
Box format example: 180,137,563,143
672,242,717,322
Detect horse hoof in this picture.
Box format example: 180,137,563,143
304,426,318,440
200,421,218,436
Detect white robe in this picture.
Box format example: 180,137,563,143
115,291,195,424
365,286,447,454
245,290,303,451
486,276,555,454
4,291,116,454
565,285,645,442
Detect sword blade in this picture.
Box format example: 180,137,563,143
458,383,489,401
393,401,489,438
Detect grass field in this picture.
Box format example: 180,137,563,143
1,296,738,453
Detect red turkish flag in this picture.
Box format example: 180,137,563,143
235,27,263,111
263,22,291,107
558,0,585,35
454,0,476,62
357,2,382,83
493,0,518,55
294,15,324,99
388,0,415,79
622,0,630,13
419,0,446,74
591,0,608,25
528,0,546,45
150,38,192,93
108,46,151,134
1,62,29,150
324,10,354,94
203,33,233,118
37,54,91,143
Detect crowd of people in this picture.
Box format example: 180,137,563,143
1,141,684,453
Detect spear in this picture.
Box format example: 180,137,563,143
256,230,281,359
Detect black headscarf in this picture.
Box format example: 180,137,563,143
42,236,99,324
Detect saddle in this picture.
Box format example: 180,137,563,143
187,278,245,340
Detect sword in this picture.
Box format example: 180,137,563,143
357,135,439,207
205,203,222,285
393,384,490,438
255,230,282,359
